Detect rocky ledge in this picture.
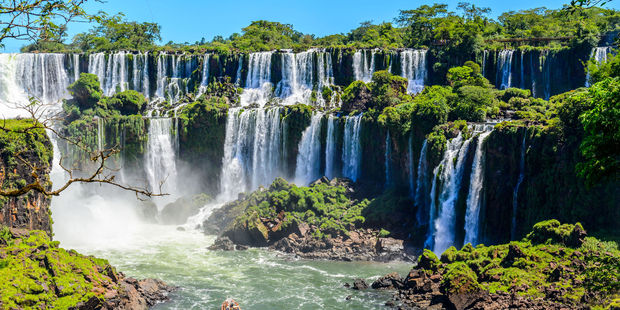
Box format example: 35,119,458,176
0,228,173,309
359,220,619,309
204,177,415,262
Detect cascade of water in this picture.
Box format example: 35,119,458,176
415,139,429,225
497,50,514,90
426,133,473,253
324,115,336,179
277,51,314,106
342,113,363,181
295,113,324,185
408,135,415,197
586,47,613,87
241,52,273,107
384,131,392,188
400,49,427,94
482,50,488,77
129,52,149,98
463,125,494,246
219,107,283,200
317,50,335,107
520,51,525,89
530,52,537,98
511,130,528,240
198,54,210,96
0,53,70,117
353,50,375,83
541,51,551,100
96,117,105,152
235,55,243,86
145,118,178,206
89,52,129,96
72,54,80,83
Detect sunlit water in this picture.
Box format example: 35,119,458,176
51,191,410,309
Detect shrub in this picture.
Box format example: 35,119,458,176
67,73,103,110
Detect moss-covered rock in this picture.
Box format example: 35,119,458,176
0,229,171,309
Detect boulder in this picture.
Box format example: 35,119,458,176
352,278,368,290
371,272,403,290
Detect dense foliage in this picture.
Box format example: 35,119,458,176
23,3,619,53
417,220,619,308
0,230,121,309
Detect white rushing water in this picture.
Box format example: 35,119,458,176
497,50,514,90
0,53,70,117
353,50,375,83
463,125,493,246
511,130,528,240
324,115,337,179
400,49,427,94
145,118,179,207
341,113,363,182
384,131,392,188
240,52,274,107
295,113,324,185
585,46,613,87
198,53,211,96
425,133,473,253
414,139,428,226
219,107,283,200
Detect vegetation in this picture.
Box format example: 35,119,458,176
22,3,619,53
0,230,121,309
417,220,619,308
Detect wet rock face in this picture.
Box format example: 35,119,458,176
0,126,53,235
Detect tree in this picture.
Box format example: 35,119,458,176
396,4,449,47
0,0,101,47
577,77,620,186
71,13,161,51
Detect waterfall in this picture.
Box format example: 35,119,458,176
235,55,243,86
353,50,375,83
294,113,323,185
341,113,363,181
145,118,179,204
426,133,473,253
540,51,551,100
408,135,415,196
497,50,514,90
240,52,273,107
198,54,210,96
219,107,283,200
0,53,70,118
530,52,537,98
463,125,494,246
586,46,613,87
324,115,336,179
415,139,428,225
482,50,487,77
96,117,105,152
384,131,392,188
72,54,80,83
277,51,314,105
400,49,427,94
520,51,525,89
95,52,129,96
511,130,528,240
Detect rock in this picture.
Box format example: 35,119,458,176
208,237,236,251
235,244,248,251
372,272,403,290
345,295,352,301
137,200,158,223
376,238,404,253
352,279,368,290
503,243,525,265
176,226,186,231
160,194,211,225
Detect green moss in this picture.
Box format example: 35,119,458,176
0,119,52,193
0,231,121,309
428,221,619,308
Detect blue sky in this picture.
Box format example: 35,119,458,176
2,0,619,52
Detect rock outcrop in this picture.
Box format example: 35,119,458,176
0,229,172,310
